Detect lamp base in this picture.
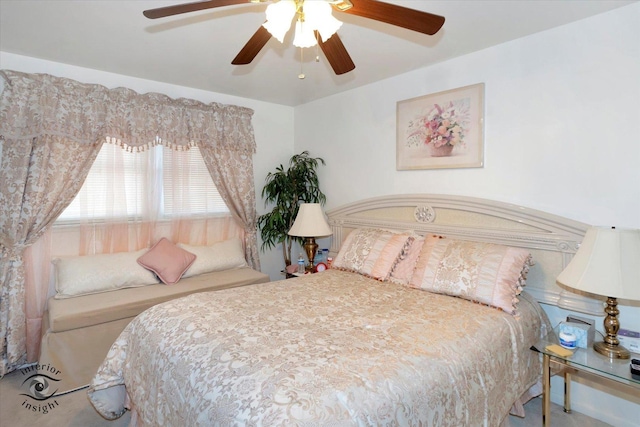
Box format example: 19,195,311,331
593,341,631,359
302,237,318,273
595,296,631,359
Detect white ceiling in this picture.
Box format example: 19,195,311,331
0,0,635,106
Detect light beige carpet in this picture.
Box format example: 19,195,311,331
0,368,611,427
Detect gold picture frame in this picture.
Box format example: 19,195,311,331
397,83,484,170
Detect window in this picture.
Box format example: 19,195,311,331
57,143,229,222
162,145,228,217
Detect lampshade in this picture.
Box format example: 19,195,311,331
302,0,343,43
557,227,640,301
288,203,332,237
263,1,297,43
293,20,317,48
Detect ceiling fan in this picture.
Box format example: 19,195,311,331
143,0,445,75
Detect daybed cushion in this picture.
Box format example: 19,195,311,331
47,267,270,333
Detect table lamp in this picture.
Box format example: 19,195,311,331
288,203,332,272
556,226,640,359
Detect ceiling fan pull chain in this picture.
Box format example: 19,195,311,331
298,47,305,79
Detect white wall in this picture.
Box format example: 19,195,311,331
0,51,295,281
294,4,640,426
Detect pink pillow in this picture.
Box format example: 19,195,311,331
389,236,425,285
137,238,196,285
332,228,414,281
409,236,533,314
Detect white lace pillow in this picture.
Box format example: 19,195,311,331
178,238,248,278
409,236,533,314
53,249,159,299
332,228,414,281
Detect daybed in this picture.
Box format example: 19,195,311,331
38,239,270,394
87,194,596,426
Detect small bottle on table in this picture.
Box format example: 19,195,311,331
297,254,305,274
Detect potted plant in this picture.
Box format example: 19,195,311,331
257,151,326,267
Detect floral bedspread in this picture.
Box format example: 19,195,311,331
88,269,549,426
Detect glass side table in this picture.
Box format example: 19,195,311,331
531,332,640,426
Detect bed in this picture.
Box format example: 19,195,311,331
88,194,596,426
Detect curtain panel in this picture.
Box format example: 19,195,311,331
0,70,260,376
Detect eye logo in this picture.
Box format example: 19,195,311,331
20,374,60,401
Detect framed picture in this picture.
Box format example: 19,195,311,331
396,83,484,170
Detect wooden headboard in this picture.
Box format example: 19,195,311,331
326,194,602,316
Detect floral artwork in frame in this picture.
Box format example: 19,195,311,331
397,83,484,170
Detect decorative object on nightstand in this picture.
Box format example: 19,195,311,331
557,226,640,359
288,203,332,273
631,358,640,380
314,262,328,273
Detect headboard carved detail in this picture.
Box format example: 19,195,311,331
414,205,436,223
326,194,601,315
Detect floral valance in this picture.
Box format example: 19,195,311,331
0,70,256,153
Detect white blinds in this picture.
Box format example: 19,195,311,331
162,146,229,217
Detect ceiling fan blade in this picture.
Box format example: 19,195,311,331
316,32,356,75
339,0,445,36
143,0,249,19
232,26,272,65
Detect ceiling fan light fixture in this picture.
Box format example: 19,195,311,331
144,0,444,76
263,0,343,47
303,1,342,42
293,19,317,48
262,1,297,43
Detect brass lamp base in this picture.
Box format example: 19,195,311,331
302,237,318,273
593,341,630,359
595,296,631,359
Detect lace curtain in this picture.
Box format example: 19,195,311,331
0,70,260,376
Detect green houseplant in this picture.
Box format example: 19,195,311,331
257,151,326,267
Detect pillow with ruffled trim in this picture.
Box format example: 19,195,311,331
332,228,414,281
409,236,533,314
388,236,425,286
388,234,450,286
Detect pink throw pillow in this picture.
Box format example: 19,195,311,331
389,236,425,285
409,236,533,314
332,228,414,281
137,238,196,285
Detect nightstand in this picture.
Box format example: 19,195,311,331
531,332,640,426
282,270,310,279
